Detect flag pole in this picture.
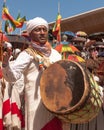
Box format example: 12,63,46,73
58,2,61,43
0,0,7,61
58,2,60,14
0,0,7,94
52,2,62,43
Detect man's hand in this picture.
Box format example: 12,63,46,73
2,48,12,67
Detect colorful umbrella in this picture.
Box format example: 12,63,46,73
88,32,104,40
61,44,74,53
55,44,80,53
55,43,80,59
61,31,76,38
70,45,80,52
76,31,87,37
68,54,85,62
71,36,86,43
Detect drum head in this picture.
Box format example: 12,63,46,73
40,60,90,114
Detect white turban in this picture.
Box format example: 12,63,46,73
13,48,21,55
26,17,48,33
3,41,12,49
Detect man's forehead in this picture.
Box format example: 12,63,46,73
34,25,48,30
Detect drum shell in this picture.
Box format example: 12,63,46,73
40,60,102,123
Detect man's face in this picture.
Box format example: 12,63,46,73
30,25,48,45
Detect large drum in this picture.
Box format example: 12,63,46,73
40,60,102,124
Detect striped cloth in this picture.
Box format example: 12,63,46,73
0,77,25,130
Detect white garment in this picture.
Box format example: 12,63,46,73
0,73,25,129
2,48,61,130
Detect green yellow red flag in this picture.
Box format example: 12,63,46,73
2,3,26,30
52,13,62,42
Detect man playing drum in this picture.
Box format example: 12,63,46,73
2,17,70,130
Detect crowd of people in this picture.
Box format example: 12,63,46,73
50,30,104,86
0,17,103,130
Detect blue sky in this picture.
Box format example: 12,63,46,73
0,0,104,33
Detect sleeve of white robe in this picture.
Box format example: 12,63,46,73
2,51,33,82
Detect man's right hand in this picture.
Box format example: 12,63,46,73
2,48,12,67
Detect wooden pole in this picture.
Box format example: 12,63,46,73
58,2,61,43
58,2,60,14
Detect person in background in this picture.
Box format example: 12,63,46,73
2,17,70,130
13,48,21,60
52,38,59,48
1,45,24,129
3,41,13,61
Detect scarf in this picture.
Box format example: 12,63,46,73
31,41,51,57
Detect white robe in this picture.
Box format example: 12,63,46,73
2,48,62,130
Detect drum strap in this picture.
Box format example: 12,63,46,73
25,47,51,70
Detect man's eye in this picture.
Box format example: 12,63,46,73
43,29,47,32
34,29,40,32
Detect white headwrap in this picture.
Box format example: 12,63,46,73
13,48,21,55
26,17,48,33
3,41,12,49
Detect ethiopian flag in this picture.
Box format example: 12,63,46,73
2,3,26,29
4,20,14,33
52,13,62,42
